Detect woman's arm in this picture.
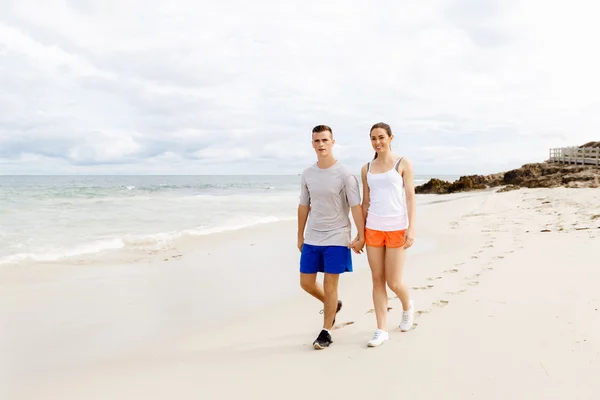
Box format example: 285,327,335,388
401,158,416,249
360,163,370,221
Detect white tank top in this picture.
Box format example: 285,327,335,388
366,157,409,231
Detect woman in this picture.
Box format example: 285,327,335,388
360,122,416,347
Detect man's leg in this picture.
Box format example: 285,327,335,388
300,271,342,320
313,272,339,350
300,273,324,302
322,273,340,330
299,243,324,301
312,246,350,349
321,245,351,330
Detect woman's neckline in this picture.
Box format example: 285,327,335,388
368,157,402,175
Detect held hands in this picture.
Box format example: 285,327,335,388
349,235,365,254
299,235,366,254
403,227,415,250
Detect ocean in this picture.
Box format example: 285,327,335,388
0,174,455,267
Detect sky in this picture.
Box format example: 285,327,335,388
1,0,599,175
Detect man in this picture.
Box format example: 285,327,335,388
297,124,365,350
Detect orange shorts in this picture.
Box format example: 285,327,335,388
365,228,406,248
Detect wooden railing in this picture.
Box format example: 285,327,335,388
549,146,600,166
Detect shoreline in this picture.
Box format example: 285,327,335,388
0,192,455,269
2,187,599,399
0,173,451,270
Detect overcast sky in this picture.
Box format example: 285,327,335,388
1,0,598,175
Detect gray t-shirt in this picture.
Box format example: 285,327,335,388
299,162,361,247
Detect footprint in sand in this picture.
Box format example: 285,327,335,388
466,281,480,287
332,321,355,330
415,309,431,316
471,256,479,259
427,276,443,281
447,289,467,296
444,268,460,274
433,300,450,308
412,285,435,291
366,307,393,314
467,273,481,280
493,255,505,259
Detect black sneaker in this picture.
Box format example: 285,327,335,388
313,329,332,350
319,300,343,325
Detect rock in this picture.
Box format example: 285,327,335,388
447,176,487,193
415,175,491,194
414,178,451,194
484,173,505,187
580,141,600,148
503,164,542,186
416,157,600,194
497,185,520,193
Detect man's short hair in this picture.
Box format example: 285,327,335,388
312,125,333,137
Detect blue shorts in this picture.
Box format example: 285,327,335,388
300,244,353,275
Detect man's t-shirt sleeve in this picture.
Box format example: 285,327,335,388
299,172,310,206
344,173,361,207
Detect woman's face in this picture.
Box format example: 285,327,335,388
370,128,392,153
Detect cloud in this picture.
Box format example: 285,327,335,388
1,0,599,175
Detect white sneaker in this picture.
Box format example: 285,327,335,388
367,329,389,347
399,300,414,332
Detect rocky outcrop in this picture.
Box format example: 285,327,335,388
501,163,599,188
414,175,488,194
416,162,600,194
414,178,451,194
580,141,600,148
497,184,520,193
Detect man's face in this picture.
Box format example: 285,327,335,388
312,130,334,157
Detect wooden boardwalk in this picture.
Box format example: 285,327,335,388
549,146,600,166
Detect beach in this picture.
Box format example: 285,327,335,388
1,186,599,399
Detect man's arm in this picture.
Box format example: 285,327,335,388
345,172,365,253
350,205,365,240
298,173,310,251
297,204,310,251
401,158,416,249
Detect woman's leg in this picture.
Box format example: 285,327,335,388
385,246,414,331
384,247,411,310
366,245,388,330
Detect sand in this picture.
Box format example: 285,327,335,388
1,187,599,399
